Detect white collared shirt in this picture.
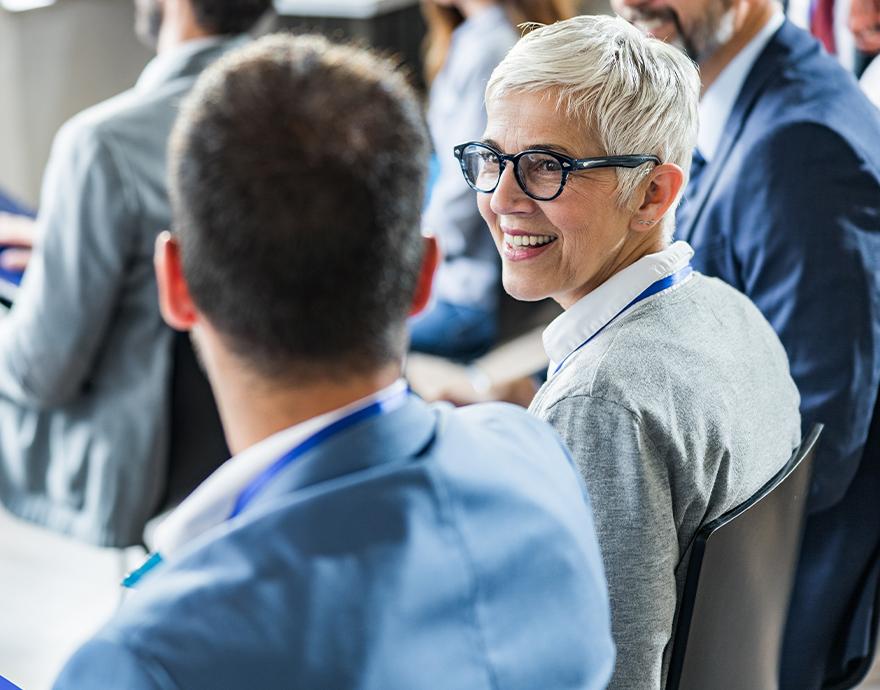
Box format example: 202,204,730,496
543,241,695,376
136,36,227,93
152,379,409,557
698,11,785,161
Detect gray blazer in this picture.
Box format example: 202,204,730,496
0,39,239,547
530,274,801,690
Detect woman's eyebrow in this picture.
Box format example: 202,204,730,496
530,143,575,156
481,138,576,156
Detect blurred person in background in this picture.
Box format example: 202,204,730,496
410,0,572,360
613,0,880,682
0,0,269,547
851,0,880,104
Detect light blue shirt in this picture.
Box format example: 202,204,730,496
423,5,518,309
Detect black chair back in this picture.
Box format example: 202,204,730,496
666,425,823,690
159,330,229,512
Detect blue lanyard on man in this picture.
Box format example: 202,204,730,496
122,385,411,589
552,264,693,376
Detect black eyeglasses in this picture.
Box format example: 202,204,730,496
453,141,661,201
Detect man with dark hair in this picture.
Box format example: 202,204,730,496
0,0,270,547
53,34,615,689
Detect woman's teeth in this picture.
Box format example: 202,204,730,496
505,234,555,248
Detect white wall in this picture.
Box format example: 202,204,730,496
0,0,152,206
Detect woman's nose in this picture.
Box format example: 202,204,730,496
489,163,532,216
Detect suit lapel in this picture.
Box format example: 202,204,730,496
678,22,802,242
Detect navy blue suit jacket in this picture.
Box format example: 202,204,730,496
678,21,880,513
677,21,880,687
54,397,615,689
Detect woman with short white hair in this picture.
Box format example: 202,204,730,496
455,15,802,689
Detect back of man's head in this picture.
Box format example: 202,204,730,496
168,34,429,383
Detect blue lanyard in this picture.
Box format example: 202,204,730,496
552,265,693,376
122,386,410,590
229,386,410,519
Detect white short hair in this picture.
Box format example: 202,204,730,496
486,15,700,240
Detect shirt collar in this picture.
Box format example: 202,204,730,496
543,241,694,375
152,379,409,557
135,36,227,93
697,10,784,161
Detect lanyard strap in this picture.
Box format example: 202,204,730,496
229,387,411,519
123,386,410,590
552,265,693,376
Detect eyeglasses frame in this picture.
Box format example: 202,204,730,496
453,141,661,201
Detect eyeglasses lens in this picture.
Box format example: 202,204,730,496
461,145,563,200
462,145,500,192
518,153,564,200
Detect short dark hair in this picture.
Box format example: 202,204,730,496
190,0,271,35
169,35,429,381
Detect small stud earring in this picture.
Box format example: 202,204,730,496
637,219,655,226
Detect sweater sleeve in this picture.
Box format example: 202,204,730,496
543,393,678,690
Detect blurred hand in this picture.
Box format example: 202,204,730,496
0,213,36,271
850,0,880,54
406,352,539,408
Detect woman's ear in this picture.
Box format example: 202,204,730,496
629,163,685,232
154,231,199,331
410,234,441,316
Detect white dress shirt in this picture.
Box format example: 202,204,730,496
543,241,695,376
698,10,785,161
153,379,409,557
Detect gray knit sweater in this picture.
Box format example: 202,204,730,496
530,273,801,689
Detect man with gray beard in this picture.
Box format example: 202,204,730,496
614,0,880,686
0,0,269,547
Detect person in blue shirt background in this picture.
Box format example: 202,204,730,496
411,0,572,360
54,33,615,689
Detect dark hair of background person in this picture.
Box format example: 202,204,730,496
135,0,273,47
191,0,273,35
168,34,430,383
421,0,576,83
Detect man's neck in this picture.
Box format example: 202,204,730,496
156,1,215,55
210,356,403,456
699,0,777,93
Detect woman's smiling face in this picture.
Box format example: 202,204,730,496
477,90,638,309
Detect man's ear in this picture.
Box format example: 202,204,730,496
629,163,685,232
409,234,440,317
155,230,199,331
